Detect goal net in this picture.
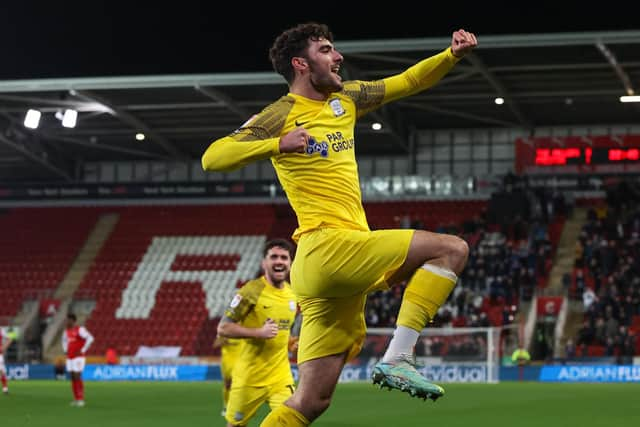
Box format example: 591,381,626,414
357,326,514,383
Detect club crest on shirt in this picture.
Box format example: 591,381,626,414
289,301,296,311
329,98,345,117
230,294,242,308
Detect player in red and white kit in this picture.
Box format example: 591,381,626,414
62,313,94,407
1,328,16,394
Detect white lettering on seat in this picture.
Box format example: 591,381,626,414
116,235,265,318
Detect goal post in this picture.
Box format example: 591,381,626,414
361,326,515,383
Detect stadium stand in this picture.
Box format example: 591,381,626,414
567,184,640,359
0,207,101,318
3,189,635,361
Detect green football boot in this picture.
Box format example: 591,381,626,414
372,355,445,401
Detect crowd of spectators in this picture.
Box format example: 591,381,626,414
572,182,640,359
365,177,567,333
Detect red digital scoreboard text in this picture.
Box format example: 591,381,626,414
534,147,640,166
516,136,640,174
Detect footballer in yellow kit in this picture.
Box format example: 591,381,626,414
214,336,243,417
202,46,461,365
217,239,297,427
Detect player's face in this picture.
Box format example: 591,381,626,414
262,246,292,286
306,38,343,94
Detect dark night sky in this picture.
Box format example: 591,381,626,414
2,1,637,80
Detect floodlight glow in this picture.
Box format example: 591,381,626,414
620,95,640,103
371,122,382,131
62,109,78,128
494,97,505,105
24,109,41,129
135,133,145,141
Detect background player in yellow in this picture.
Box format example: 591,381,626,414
213,335,243,417
202,23,477,426
216,239,298,426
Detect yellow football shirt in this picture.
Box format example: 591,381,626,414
224,276,297,387
202,48,460,241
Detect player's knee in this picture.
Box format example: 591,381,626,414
453,236,469,261
447,236,469,272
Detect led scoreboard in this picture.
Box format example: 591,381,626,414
515,136,640,174
534,147,640,166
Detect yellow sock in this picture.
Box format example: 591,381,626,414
397,265,457,331
260,404,310,427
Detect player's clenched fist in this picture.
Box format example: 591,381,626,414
259,318,279,339
451,29,478,58
279,126,311,153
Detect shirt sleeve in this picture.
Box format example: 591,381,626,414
201,98,293,172
223,284,259,323
342,47,460,118
62,332,68,353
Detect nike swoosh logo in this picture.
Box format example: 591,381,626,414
295,120,309,127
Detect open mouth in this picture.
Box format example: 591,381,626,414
331,65,341,80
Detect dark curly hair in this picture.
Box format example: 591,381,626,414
263,238,294,258
269,22,334,84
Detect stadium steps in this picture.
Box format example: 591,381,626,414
41,212,118,363
544,207,587,295
54,213,120,300
557,299,586,357
41,299,72,363
10,300,39,362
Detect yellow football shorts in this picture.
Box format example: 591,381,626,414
221,350,238,381
225,379,295,426
291,228,414,364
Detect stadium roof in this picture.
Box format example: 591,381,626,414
1,30,640,182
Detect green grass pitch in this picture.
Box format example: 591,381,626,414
2,381,639,426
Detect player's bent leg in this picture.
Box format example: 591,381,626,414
386,230,469,285
260,353,346,426
375,230,468,401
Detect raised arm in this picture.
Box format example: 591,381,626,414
382,29,477,103
346,29,477,117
